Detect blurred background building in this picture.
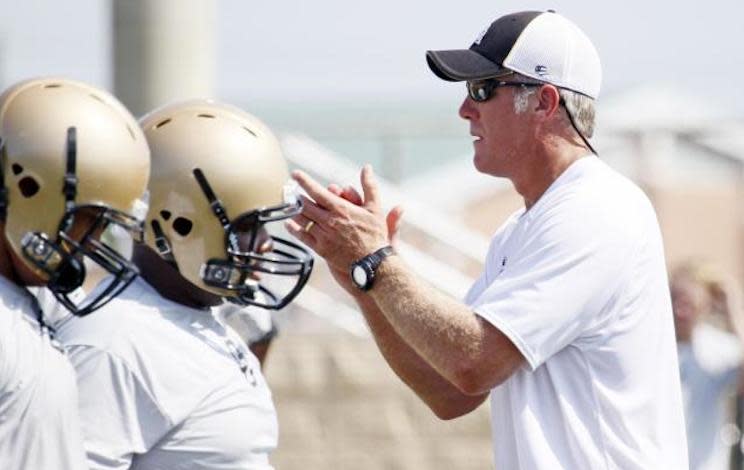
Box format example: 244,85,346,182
2,0,743,468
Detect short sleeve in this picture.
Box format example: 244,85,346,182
471,207,636,370
67,345,173,470
464,271,489,306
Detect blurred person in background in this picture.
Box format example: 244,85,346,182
56,100,313,470
287,10,688,469
0,77,150,469
672,261,744,470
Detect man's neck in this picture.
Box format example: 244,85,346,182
512,142,591,210
132,245,222,310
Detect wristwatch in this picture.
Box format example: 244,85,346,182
350,246,395,291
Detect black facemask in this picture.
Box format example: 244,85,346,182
192,168,314,310
21,205,143,316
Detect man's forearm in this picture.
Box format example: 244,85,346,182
353,293,487,419
368,255,523,394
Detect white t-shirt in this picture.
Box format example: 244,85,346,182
679,323,742,470
214,303,276,345
31,285,83,328
465,156,688,470
0,276,87,470
57,277,278,470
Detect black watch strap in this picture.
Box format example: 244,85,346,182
368,246,394,265
350,245,395,291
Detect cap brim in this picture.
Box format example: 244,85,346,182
426,49,508,82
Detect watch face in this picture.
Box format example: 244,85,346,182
352,265,368,287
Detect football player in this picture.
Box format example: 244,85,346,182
0,77,150,469
57,100,313,469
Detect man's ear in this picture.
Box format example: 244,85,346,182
533,85,561,120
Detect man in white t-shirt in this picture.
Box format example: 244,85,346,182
58,100,313,470
0,77,150,469
286,10,688,469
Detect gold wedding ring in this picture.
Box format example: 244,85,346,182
304,221,315,233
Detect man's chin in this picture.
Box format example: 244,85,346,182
472,153,487,172
473,155,505,178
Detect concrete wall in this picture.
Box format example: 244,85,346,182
265,333,494,470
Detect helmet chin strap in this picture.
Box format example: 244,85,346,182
150,219,179,270
63,127,78,210
193,168,231,229
47,126,86,293
18,127,86,296
20,231,85,292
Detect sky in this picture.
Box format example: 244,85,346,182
0,0,743,114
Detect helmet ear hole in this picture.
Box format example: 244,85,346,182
11,163,23,175
160,210,171,221
172,217,193,237
18,176,40,197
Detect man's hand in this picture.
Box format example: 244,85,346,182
286,165,402,276
326,182,404,248
321,181,403,295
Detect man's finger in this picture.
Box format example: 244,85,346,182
293,170,342,210
285,219,318,248
291,213,322,234
300,195,333,222
386,205,404,246
330,183,362,206
328,183,343,196
360,165,380,211
341,185,363,206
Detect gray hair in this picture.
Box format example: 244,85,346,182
558,88,596,138
511,80,597,139
513,86,537,114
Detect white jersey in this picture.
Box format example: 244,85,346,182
0,276,87,470
57,277,278,470
679,323,742,470
465,156,688,469
31,285,81,328
214,303,276,345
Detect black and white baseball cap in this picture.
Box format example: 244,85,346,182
427,11,602,99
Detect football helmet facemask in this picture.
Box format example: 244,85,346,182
0,78,150,316
140,100,312,310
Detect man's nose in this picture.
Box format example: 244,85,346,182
459,96,477,121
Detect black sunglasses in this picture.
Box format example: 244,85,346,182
466,79,541,102
465,77,598,155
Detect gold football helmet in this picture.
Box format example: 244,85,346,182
0,78,150,315
140,100,312,309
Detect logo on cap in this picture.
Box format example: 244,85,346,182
474,28,488,45
535,65,549,76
